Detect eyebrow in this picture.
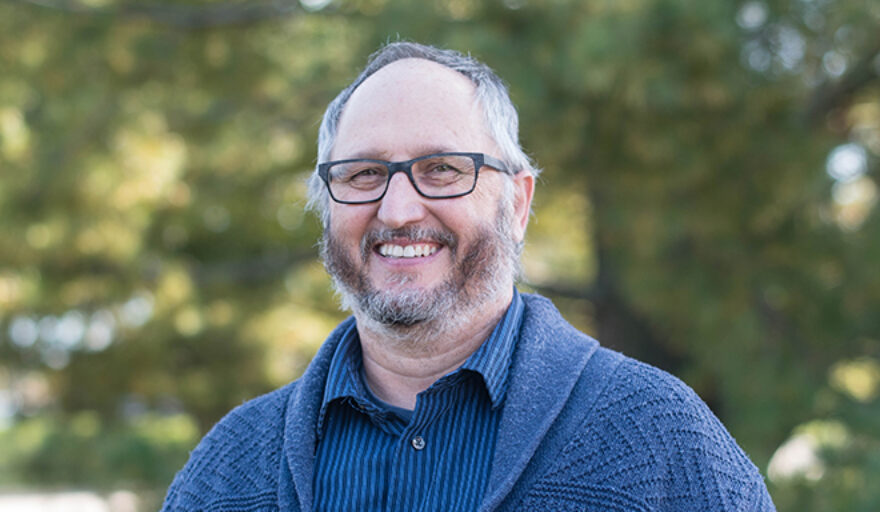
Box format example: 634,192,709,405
344,145,458,161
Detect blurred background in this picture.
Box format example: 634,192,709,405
1,0,878,510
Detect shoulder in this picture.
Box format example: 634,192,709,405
160,381,300,511
161,384,298,510
528,351,774,510
160,317,355,511
593,354,720,431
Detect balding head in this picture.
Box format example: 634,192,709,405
307,42,539,225
331,58,500,164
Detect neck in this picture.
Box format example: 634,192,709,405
355,287,513,410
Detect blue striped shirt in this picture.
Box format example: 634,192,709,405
313,290,525,511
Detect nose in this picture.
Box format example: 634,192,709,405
376,171,428,228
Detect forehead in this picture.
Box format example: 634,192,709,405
332,58,497,160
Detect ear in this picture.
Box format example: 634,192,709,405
511,171,535,243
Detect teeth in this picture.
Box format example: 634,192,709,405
378,243,438,259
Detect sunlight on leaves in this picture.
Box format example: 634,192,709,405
768,420,850,483
436,0,479,20
155,266,194,312
74,219,143,261
0,107,30,161
829,358,880,403
831,177,878,231
174,306,204,338
112,113,187,210
251,304,340,386
0,273,24,309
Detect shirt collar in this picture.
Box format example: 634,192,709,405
459,288,523,408
316,321,367,437
316,288,525,436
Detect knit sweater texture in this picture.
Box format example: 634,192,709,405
162,293,775,511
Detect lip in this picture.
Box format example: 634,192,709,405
372,240,445,267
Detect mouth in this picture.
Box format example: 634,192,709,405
376,242,440,259
362,227,455,263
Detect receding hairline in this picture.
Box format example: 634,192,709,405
357,57,476,95
307,41,540,224
331,57,492,159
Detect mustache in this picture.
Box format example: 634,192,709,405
360,226,457,262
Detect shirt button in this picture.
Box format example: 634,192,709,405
411,436,426,451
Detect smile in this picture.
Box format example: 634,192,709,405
377,243,439,259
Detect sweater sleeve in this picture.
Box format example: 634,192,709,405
516,359,775,511
160,384,295,512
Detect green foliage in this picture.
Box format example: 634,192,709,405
0,413,197,488
770,356,880,511
0,0,878,510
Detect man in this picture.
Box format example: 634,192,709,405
162,42,775,511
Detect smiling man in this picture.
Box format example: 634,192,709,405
162,42,775,511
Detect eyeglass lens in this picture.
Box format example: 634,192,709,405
327,154,477,202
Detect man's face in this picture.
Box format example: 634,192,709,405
321,59,533,330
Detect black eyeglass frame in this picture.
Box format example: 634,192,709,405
317,152,512,205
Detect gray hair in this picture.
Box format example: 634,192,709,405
305,41,540,225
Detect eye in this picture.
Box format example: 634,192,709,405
339,165,385,182
348,167,383,181
426,162,463,175
330,162,388,190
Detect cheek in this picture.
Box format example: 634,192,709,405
441,184,505,230
328,205,374,243
426,200,478,233
430,208,495,244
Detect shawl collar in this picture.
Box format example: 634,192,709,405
280,294,598,512
283,316,355,512
480,294,599,511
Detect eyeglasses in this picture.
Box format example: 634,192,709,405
317,152,511,204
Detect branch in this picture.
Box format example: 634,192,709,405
14,0,306,29
806,39,880,124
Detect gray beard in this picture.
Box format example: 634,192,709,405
320,198,520,341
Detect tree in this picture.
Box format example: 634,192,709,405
1,0,877,507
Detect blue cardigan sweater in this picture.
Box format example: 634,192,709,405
162,294,775,511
